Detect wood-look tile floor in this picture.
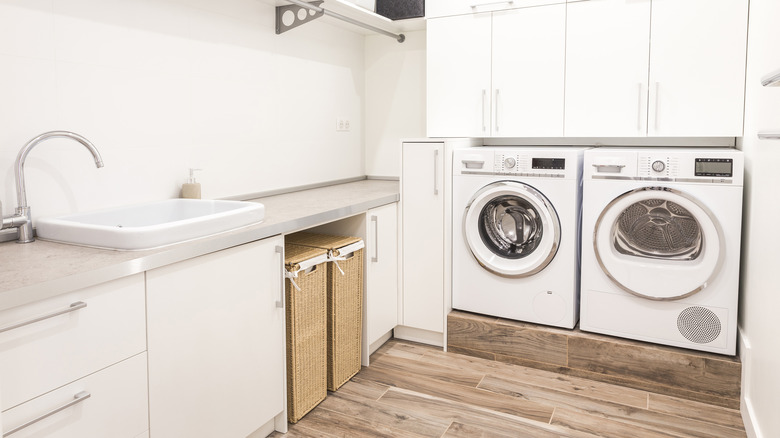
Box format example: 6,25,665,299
272,340,747,438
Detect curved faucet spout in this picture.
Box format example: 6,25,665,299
15,131,104,210
10,130,104,243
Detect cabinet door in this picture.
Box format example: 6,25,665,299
427,13,492,137
648,0,748,137
366,203,398,347
146,237,285,438
492,4,566,137
401,143,444,333
565,0,651,137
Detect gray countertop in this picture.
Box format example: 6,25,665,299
0,179,399,310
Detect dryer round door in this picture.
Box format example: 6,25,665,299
593,187,725,300
464,181,561,277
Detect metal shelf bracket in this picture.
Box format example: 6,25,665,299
276,0,405,43
276,1,325,35
761,69,780,87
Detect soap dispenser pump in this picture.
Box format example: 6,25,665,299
181,168,202,199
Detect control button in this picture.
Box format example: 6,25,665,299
652,160,666,173
504,157,516,169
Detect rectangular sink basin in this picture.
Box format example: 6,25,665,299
35,199,265,250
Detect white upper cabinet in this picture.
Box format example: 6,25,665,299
648,0,748,137
492,5,566,137
426,0,565,19
427,13,492,138
565,0,748,137
427,5,566,137
564,0,651,137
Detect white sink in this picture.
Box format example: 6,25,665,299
35,199,265,250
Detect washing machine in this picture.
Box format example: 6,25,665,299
452,147,585,329
580,148,743,355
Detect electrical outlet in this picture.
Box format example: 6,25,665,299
336,116,351,132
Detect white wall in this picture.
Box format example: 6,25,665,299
0,0,365,221
738,0,780,436
364,30,426,178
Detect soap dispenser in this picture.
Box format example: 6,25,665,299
181,168,202,199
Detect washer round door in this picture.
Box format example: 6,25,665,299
464,181,561,277
594,187,725,300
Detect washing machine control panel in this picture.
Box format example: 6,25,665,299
494,153,566,178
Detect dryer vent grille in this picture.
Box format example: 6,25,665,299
677,306,721,344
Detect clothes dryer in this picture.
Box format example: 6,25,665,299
580,148,743,354
452,147,585,328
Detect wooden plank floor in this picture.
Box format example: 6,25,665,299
271,340,747,438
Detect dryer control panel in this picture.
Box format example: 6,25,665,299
585,148,744,185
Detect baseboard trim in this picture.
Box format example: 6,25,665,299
394,325,444,347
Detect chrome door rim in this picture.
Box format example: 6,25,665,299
593,187,725,300
463,181,561,277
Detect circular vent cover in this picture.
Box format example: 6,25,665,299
677,307,721,344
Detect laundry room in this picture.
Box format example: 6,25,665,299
0,0,777,437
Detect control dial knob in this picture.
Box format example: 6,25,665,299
504,157,516,169
651,160,666,173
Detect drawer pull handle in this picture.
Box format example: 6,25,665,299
470,0,514,8
0,301,87,334
4,391,91,437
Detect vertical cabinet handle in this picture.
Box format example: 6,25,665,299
371,215,379,263
481,89,487,132
495,89,500,132
0,301,87,334
433,149,440,196
4,391,91,437
275,245,284,308
637,83,644,132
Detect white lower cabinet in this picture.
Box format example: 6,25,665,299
2,353,149,438
146,236,286,438
0,274,146,412
365,203,398,351
401,142,445,335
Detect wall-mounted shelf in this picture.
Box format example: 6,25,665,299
275,0,425,42
760,69,780,87
757,132,780,140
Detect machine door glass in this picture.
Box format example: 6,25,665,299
464,181,560,277
594,187,724,300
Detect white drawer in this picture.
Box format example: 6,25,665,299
426,0,566,19
1,353,148,438
0,274,146,410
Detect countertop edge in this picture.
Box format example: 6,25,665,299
0,188,398,310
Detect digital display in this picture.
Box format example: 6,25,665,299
695,158,733,177
532,158,565,170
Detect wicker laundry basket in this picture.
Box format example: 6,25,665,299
287,232,365,391
284,243,329,423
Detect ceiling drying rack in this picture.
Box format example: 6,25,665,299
758,69,780,140
276,0,406,43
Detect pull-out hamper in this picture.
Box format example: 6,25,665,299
286,232,365,391
284,243,329,423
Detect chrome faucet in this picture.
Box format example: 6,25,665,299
1,131,104,243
